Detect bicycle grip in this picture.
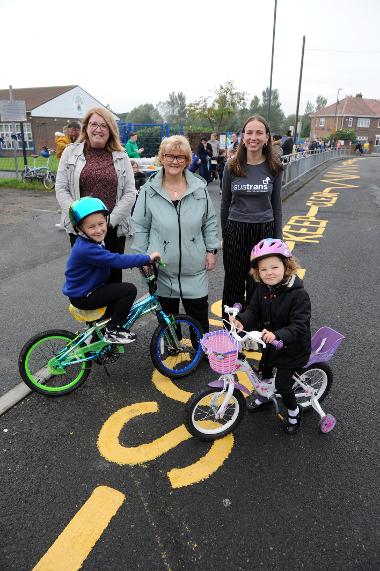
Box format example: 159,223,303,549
233,303,242,312
271,339,283,349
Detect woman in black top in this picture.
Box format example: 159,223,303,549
221,115,283,322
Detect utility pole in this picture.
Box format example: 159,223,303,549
294,35,305,146
267,0,277,124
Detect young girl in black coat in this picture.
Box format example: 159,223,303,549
229,238,311,434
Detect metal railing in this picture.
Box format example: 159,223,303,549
281,148,350,189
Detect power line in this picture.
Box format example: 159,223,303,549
306,48,380,54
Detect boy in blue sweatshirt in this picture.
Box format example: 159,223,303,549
63,197,160,344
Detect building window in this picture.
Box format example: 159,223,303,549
357,118,370,128
348,117,353,127
0,122,33,150
377,119,380,128
319,117,325,127
375,135,380,146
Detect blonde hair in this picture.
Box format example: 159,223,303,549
78,107,124,152
251,255,300,282
157,135,192,167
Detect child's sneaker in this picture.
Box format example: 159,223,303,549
103,326,136,345
283,405,303,435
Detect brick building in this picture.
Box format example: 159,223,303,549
310,95,380,150
0,85,118,156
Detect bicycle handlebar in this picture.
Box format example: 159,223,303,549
224,305,284,350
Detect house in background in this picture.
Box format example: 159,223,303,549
0,85,118,155
310,94,380,150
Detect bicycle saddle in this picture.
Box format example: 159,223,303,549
69,304,107,322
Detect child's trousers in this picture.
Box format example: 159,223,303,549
70,283,137,328
261,365,298,410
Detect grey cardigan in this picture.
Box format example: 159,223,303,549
55,142,136,236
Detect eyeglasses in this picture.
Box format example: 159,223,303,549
164,154,186,163
88,121,109,131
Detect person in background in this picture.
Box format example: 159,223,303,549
272,134,283,158
221,114,283,323
363,140,370,154
55,106,136,283
216,148,227,195
55,121,81,229
188,151,200,173
55,121,81,160
196,137,213,183
125,132,144,158
228,132,239,151
130,160,146,193
281,130,294,156
132,135,219,333
208,133,220,181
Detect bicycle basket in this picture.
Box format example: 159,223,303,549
201,330,239,374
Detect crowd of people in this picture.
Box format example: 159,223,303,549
54,109,314,435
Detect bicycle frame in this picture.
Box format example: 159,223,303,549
48,290,181,371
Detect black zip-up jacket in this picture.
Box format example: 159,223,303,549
238,275,311,368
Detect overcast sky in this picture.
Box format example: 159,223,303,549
2,0,379,118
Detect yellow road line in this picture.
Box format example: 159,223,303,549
98,402,192,465
168,433,234,488
151,369,191,403
33,486,125,571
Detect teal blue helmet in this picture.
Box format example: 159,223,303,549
69,197,109,231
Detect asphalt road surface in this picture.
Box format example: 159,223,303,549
1,157,379,570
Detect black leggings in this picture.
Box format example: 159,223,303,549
158,296,209,333
261,365,298,410
70,283,137,329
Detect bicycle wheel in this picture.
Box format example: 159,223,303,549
293,363,333,411
150,314,203,378
43,172,55,190
184,387,246,441
18,329,92,396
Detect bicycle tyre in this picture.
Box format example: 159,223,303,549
293,362,333,411
18,329,91,396
184,387,246,441
150,314,203,378
43,172,56,190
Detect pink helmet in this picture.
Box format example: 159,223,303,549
250,238,292,267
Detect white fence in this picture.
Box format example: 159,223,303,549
281,148,350,189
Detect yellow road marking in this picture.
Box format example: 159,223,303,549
211,299,222,317
98,402,192,465
151,369,191,403
209,318,223,327
33,486,125,571
168,433,234,488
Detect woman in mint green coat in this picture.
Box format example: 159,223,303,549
132,135,219,332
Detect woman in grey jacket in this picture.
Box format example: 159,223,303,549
55,107,136,283
132,135,219,332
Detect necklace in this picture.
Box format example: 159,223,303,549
164,177,186,200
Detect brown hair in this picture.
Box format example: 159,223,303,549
78,107,124,152
228,115,282,177
251,254,300,282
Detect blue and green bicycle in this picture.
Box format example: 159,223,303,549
18,263,203,396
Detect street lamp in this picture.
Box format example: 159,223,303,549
335,88,342,131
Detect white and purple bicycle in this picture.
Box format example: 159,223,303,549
184,305,344,440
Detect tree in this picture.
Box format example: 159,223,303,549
187,81,246,132
316,95,327,110
157,91,188,125
249,88,285,133
125,103,162,125
301,101,315,138
334,128,356,142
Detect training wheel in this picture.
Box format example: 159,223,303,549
319,414,336,434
